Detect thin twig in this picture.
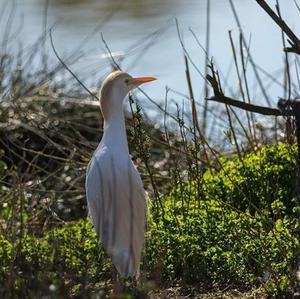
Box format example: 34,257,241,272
49,29,100,102
229,0,271,106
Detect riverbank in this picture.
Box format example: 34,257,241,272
0,93,300,298
1,1,300,296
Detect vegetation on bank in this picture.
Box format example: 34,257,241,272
147,144,300,297
1,142,299,298
1,1,300,298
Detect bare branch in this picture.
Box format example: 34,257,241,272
206,64,292,116
49,29,100,102
256,0,300,55
206,94,289,116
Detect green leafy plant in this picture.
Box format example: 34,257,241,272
0,219,112,298
145,144,300,297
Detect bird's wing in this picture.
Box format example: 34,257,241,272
85,151,146,277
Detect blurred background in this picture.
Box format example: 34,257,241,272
3,0,300,104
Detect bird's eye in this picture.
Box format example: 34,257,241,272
125,79,130,84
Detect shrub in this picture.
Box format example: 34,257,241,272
45,219,111,282
0,219,111,298
1,144,300,297
204,144,298,216
0,235,12,280
146,144,300,297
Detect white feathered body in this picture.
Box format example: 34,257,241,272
86,139,146,277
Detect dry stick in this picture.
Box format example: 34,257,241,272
256,0,300,54
229,0,271,107
229,105,253,147
228,31,245,102
162,88,185,185
42,0,50,72
184,55,211,169
49,29,100,102
21,95,99,106
162,89,183,228
0,138,63,182
225,105,242,160
177,23,210,165
276,2,292,101
255,61,289,91
206,94,291,117
175,19,206,80
0,180,81,194
188,27,237,138
128,95,164,213
168,86,232,133
176,101,191,220
8,119,68,155
228,31,254,146
100,33,121,71
202,0,211,136
20,147,84,165
184,55,200,136
294,0,300,13
296,60,300,94
239,33,257,144
276,1,292,144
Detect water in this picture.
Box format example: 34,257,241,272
3,0,300,108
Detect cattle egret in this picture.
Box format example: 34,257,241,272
85,71,156,277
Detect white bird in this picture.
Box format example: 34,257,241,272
85,71,157,277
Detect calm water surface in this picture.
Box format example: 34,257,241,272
3,0,300,108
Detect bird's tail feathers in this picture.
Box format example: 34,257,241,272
110,248,138,278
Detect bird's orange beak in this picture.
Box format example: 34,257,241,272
127,76,157,86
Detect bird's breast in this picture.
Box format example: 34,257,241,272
88,147,143,192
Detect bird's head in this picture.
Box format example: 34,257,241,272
100,71,156,103
99,71,157,120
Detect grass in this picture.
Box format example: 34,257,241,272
1,0,300,298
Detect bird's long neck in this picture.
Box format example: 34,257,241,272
101,97,129,155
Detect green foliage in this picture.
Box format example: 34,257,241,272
1,144,300,297
0,219,111,298
0,235,12,279
146,144,300,297
204,144,298,215
45,219,110,281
